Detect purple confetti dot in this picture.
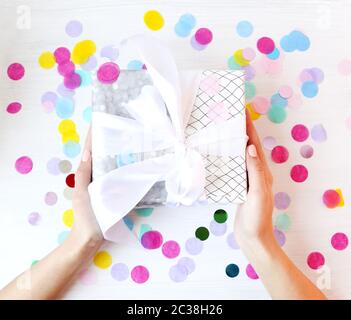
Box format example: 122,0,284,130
274,228,286,246
169,264,188,282
300,145,314,159
57,83,75,98
309,67,324,84
209,220,227,236
45,192,58,206
100,45,119,61
185,237,203,255
41,91,58,104
28,212,41,226
274,192,291,210
81,55,97,71
311,124,327,143
190,35,207,51
242,65,256,81
226,232,240,249
110,263,129,281
177,257,195,274
65,20,83,37
46,157,61,175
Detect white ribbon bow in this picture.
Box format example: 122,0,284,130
89,35,247,241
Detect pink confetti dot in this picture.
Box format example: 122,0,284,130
252,96,269,114
7,63,25,80
262,136,277,150
307,252,325,270
338,59,351,76
58,61,75,77
15,156,33,174
131,265,149,284
162,240,181,259
45,192,58,206
290,164,308,183
6,102,22,114
271,145,289,163
97,62,120,84
257,37,275,54
28,212,41,226
322,190,340,208
331,232,348,250
274,192,291,210
246,264,259,279
141,230,163,249
54,47,71,64
279,85,293,99
291,124,309,142
195,28,213,45
64,72,81,89
242,47,256,61
300,145,314,159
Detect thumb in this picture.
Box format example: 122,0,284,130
246,144,266,193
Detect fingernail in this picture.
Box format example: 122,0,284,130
248,144,257,158
82,149,90,162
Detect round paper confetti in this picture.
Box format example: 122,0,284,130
195,226,209,241
58,61,75,76
209,220,227,236
191,36,207,50
242,47,256,61
274,192,291,210
141,230,163,249
291,124,309,142
7,63,25,80
6,102,22,114
263,136,277,150
38,51,56,69
213,209,228,223
225,264,240,278
274,228,286,246
28,212,41,226
111,263,129,281
55,98,74,119
131,265,149,284
280,30,310,52
290,164,308,182
97,62,120,84
307,252,325,270
227,232,240,249
267,47,280,60
257,37,275,54
279,85,293,99
252,96,269,114
301,81,318,98
246,264,259,279
322,190,340,208
100,45,119,60
65,173,75,188
300,145,314,159
271,93,288,108
268,105,287,123
63,141,81,158
236,20,253,37
45,192,57,206
57,230,70,244
185,237,203,255
144,10,164,31
194,28,213,45
64,72,81,90
246,102,261,121
59,160,72,173
65,20,83,37
72,40,96,65
245,82,256,100
81,55,97,71
63,187,74,200
54,47,70,64
311,124,327,142
234,49,250,66
271,145,289,163
274,213,291,231
15,156,33,174
177,257,195,274
162,240,180,259
82,106,92,123
62,209,74,228
127,60,144,70
169,264,188,282
47,157,60,175
331,233,348,251
93,251,112,269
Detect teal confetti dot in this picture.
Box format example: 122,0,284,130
268,105,287,124
226,263,240,278
76,69,92,87
301,81,318,98
127,60,144,70
136,208,154,217
55,98,74,119
138,224,152,240
271,93,287,108
236,20,253,38
31,260,39,266
227,56,242,70
245,82,256,100
123,216,134,231
57,230,70,244
274,213,291,232
83,106,92,123
267,47,280,60
63,141,81,158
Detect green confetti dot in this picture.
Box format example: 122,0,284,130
31,260,39,266
214,209,228,223
245,82,256,100
136,208,154,217
225,263,240,278
268,105,287,124
274,213,291,231
195,226,209,241
138,224,152,240
227,56,242,70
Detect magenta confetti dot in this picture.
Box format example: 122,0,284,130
131,265,149,284
300,145,314,159
271,145,289,163
331,233,348,251
177,257,195,274
54,47,71,64
226,232,240,249
58,61,75,77
46,157,61,175
15,156,33,174
169,264,188,282
64,72,81,89
322,190,340,208
246,264,259,279
274,228,286,247
141,230,163,249
185,237,203,255
194,27,213,45
45,192,58,206
209,220,227,236
290,164,308,183
307,252,325,270
279,85,293,99
291,124,309,142
65,20,83,37
97,62,120,84
162,240,180,259
257,37,275,54
28,212,41,226
274,192,291,210
7,63,25,80
6,102,22,114
111,263,129,281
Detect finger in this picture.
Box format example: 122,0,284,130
75,128,92,190
246,144,266,193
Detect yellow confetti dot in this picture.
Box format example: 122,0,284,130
62,209,74,228
246,102,261,120
71,40,96,65
336,188,344,207
93,251,112,269
58,119,76,134
144,10,164,31
233,49,250,66
38,51,56,69
62,131,80,143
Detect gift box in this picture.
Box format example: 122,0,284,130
89,36,247,241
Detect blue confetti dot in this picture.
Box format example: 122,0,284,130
63,141,81,158
179,13,196,29
271,93,288,108
127,60,144,70
267,47,280,60
280,30,310,52
76,69,92,87
301,81,318,98
227,56,242,70
174,22,192,37
83,106,92,123
116,153,137,167
57,231,70,244
55,98,74,119
225,263,240,278
236,20,253,38
123,216,134,231
280,35,295,52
